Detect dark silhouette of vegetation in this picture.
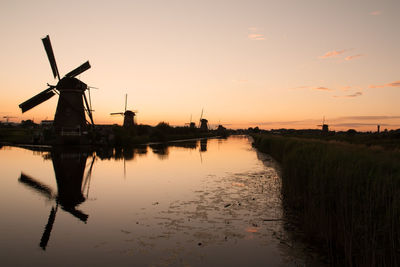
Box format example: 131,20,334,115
252,134,400,266
0,120,229,147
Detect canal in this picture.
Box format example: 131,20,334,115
0,136,322,266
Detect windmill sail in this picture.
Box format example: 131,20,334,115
40,206,58,250
42,35,60,80
19,172,55,200
65,61,91,78
19,87,56,113
83,92,95,125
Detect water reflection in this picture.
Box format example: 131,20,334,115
149,143,169,159
14,139,215,251
200,138,208,152
96,146,148,161
18,147,95,250
0,137,326,266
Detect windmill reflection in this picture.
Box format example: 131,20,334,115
200,138,208,152
18,147,95,250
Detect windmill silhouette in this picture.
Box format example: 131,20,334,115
198,108,208,131
317,116,329,133
110,94,137,128
2,116,17,123
18,35,94,143
184,114,196,129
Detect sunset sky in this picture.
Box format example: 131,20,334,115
1,0,399,131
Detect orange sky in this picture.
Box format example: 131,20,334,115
1,0,399,131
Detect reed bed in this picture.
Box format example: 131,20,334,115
252,134,400,266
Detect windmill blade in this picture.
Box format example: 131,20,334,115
199,108,203,127
65,61,91,78
19,87,56,113
125,94,127,112
19,172,56,200
88,87,93,112
62,207,88,223
83,92,95,126
110,112,124,115
82,155,96,197
39,205,58,250
42,35,60,80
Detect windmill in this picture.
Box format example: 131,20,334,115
18,149,95,250
110,94,137,128
18,35,94,143
317,116,329,133
198,108,208,131
2,116,17,123
184,114,196,128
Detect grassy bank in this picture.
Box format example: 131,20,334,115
0,127,35,144
252,134,400,266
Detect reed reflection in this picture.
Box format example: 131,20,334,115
18,147,95,250
95,146,148,161
149,144,169,160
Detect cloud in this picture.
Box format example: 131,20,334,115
345,91,363,97
252,119,320,126
332,123,388,127
336,116,400,121
369,80,400,89
333,91,363,98
248,27,265,40
313,86,333,91
292,85,333,91
388,81,400,87
370,10,382,16
345,54,364,61
319,49,348,59
248,33,265,40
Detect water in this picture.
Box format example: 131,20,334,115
0,136,320,266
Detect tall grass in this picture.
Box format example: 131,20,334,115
252,134,400,266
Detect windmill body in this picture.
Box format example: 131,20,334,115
123,110,135,128
19,35,94,144
198,108,208,131
200,119,208,131
54,77,88,136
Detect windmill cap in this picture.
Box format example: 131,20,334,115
124,110,135,116
57,77,87,91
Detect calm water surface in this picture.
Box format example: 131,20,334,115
0,136,319,266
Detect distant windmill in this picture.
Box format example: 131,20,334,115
3,116,17,123
199,108,208,131
317,116,329,133
184,114,196,128
18,35,94,142
110,94,137,128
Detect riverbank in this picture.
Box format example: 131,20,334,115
252,134,400,266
